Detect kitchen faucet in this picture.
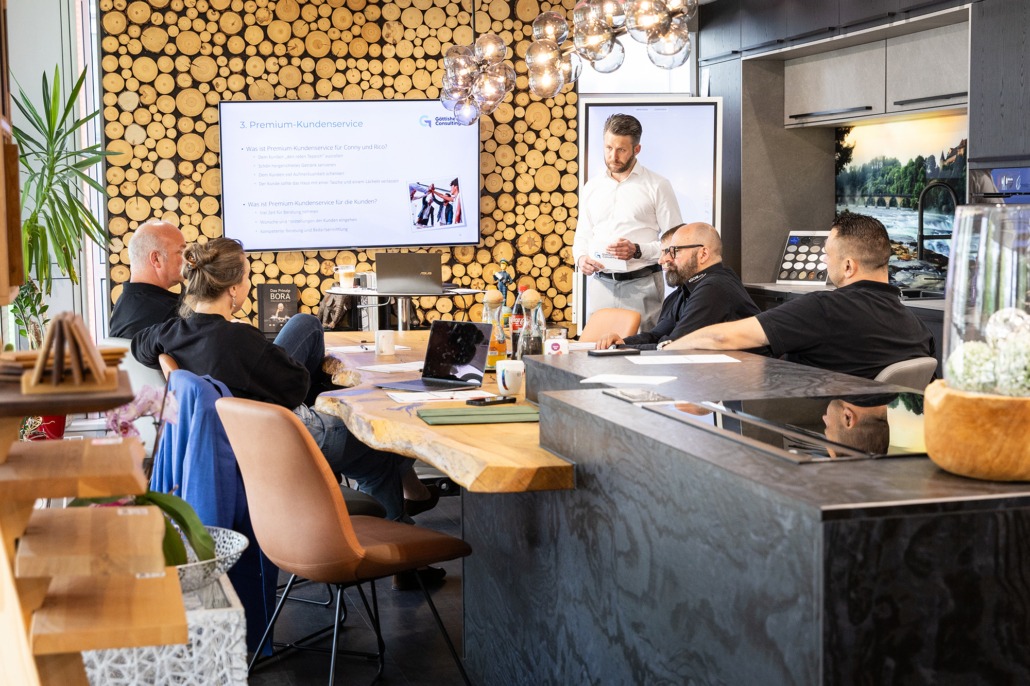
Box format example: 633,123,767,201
916,180,959,261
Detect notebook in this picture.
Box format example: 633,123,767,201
376,320,492,392
375,252,445,295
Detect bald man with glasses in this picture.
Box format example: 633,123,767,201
595,222,760,350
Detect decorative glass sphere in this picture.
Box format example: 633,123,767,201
444,45,474,60
453,97,481,126
445,54,478,84
441,81,471,102
647,30,690,68
591,38,625,73
473,71,509,105
560,52,584,84
440,94,461,112
573,0,605,27
528,67,566,99
475,33,507,65
533,11,570,44
526,39,562,70
598,0,627,28
626,0,671,44
488,61,517,93
573,20,614,61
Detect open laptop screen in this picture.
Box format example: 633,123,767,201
422,321,491,385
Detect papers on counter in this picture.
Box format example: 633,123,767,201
327,345,411,354
568,341,597,351
628,354,739,365
580,374,677,385
357,361,424,373
386,390,495,403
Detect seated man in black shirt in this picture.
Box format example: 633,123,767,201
665,212,935,379
595,222,760,350
109,220,186,338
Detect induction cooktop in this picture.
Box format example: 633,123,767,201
626,392,926,464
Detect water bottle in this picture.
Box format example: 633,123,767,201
508,284,529,359
515,289,545,360
482,289,507,371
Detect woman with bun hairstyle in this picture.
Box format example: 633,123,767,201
132,237,436,520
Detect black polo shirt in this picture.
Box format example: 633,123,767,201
623,262,761,350
755,280,935,379
109,282,181,338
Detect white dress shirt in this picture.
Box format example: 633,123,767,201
573,162,682,272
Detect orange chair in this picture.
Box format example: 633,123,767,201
215,397,472,685
157,353,179,380
579,307,642,342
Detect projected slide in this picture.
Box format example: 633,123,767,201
219,100,480,251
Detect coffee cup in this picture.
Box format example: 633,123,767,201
336,264,356,289
375,329,395,355
495,360,525,396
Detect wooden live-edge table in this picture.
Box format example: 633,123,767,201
0,371,187,686
317,330,575,493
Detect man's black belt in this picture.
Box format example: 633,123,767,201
595,264,661,282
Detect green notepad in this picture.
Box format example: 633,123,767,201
416,405,540,425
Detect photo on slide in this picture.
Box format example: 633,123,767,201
408,177,465,231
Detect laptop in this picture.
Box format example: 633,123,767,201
375,252,445,295
376,320,492,392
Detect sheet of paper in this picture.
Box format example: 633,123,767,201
593,251,628,272
445,287,484,295
386,390,496,403
628,354,740,365
327,345,411,354
568,341,597,351
357,361,424,373
580,374,677,385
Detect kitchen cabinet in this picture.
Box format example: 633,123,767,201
703,58,743,273
839,0,898,29
740,0,785,52
969,0,1030,164
886,22,968,114
698,0,740,63
898,0,965,13
784,41,886,125
786,0,839,43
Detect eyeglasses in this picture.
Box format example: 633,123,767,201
660,244,704,259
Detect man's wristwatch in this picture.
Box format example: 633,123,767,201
632,243,642,259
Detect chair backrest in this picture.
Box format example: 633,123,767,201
579,308,642,342
874,356,938,389
158,353,179,380
215,397,366,582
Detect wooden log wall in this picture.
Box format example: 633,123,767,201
101,0,580,326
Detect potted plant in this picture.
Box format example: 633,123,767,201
5,66,108,439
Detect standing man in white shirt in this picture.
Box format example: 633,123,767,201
573,113,683,331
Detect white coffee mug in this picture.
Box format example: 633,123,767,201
336,264,356,289
495,360,525,396
375,329,395,355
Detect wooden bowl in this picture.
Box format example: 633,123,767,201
924,380,1030,481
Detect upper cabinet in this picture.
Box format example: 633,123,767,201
698,0,741,63
786,0,839,43
740,0,785,53
839,0,898,29
969,0,1030,163
784,42,886,126
886,23,969,114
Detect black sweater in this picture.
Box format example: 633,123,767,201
132,313,308,409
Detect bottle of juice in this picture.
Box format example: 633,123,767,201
509,284,529,359
482,289,507,371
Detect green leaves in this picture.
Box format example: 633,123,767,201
11,66,109,292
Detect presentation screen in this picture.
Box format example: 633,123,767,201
218,100,480,251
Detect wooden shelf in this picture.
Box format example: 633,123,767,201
16,506,165,579
0,437,146,501
35,654,89,686
0,370,133,419
31,568,187,655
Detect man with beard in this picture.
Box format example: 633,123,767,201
594,222,760,350
573,113,682,332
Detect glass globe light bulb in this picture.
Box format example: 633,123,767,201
590,38,625,73
599,0,626,28
440,95,461,112
453,97,481,126
533,11,570,44
560,52,584,84
441,81,471,102
625,0,671,44
444,45,474,60
573,0,605,28
647,30,690,69
528,67,566,99
488,61,517,93
573,20,614,61
473,72,508,104
478,94,505,116
526,39,562,70
649,25,689,56
475,33,507,65
664,0,686,14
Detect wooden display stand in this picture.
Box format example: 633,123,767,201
0,331,187,685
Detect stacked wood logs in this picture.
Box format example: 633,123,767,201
101,0,580,326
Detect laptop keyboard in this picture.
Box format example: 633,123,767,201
419,379,463,389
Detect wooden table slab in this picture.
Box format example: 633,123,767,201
318,330,575,493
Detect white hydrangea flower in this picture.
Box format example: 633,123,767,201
995,333,1030,396
985,307,1030,346
945,340,997,393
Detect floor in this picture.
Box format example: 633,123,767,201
248,494,468,686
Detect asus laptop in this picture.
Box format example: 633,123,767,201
376,320,492,392
375,252,445,295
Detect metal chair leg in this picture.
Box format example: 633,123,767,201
356,581,386,682
416,573,474,686
327,585,346,686
249,573,298,672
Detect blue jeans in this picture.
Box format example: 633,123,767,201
275,315,413,520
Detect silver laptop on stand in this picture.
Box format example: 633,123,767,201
375,252,446,295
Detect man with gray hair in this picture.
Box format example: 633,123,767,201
573,113,682,331
109,219,187,337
